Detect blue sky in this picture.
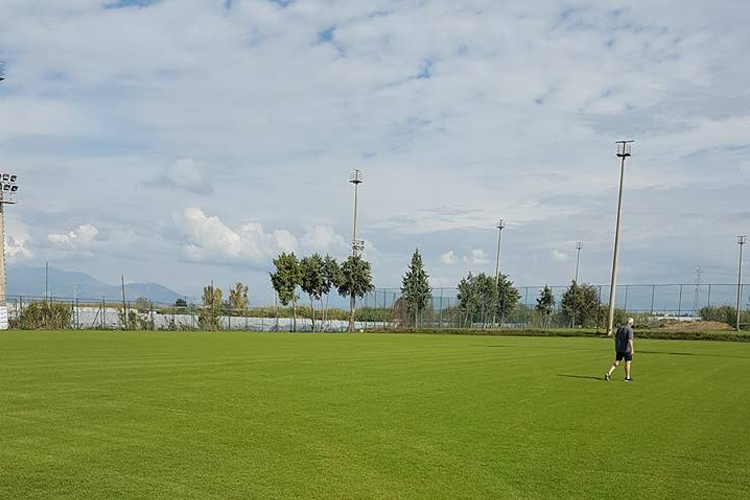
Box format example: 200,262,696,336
0,0,748,301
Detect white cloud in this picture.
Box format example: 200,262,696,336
48,224,99,251
301,225,349,255
440,250,458,265
464,249,490,266
0,0,749,291
148,158,212,194
551,249,568,262
6,234,34,263
175,207,298,264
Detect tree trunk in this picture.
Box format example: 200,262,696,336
274,293,279,331
322,294,329,332
415,308,419,332
349,294,355,332
310,297,315,332
319,298,324,332
293,298,297,332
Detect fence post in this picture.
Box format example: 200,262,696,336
678,284,683,317
439,289,444,329
382,290,387,330
707,284,712,309
624,285,629,313
524,287,529,328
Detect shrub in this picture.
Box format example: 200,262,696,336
700,306,750,327
12,301,72,330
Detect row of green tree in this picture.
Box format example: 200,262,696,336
269,253,374,332
397,250,616,330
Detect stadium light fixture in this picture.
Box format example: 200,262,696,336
607,140,634,336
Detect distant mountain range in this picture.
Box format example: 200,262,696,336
7,265,185,304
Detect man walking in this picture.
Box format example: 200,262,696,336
605,317,634,382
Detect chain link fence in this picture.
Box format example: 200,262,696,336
4,283,749,331
360,283,750,331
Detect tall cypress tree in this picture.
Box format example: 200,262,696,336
401,249,432,330
535,285,556,328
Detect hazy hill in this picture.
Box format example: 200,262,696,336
7,265,184,304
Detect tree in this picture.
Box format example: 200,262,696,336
228,282,249,316
477,273,498,328
337,255,375,332
456,273,497,328
199,283,223,330
401,249,432,330
457,273,480,327
300,254,326,332
495,274,521,327
535,285,556,327
270,252,301,331
174,298,188,308
320,255,341,331
561,281,600,327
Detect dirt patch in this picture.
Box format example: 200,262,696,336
653,320,733,332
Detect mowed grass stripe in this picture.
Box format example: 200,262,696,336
1,331,749,499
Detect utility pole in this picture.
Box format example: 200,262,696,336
607,140,634,336
121,276,128,330
574,242,583,283
350,169,364,257
738,236,747,331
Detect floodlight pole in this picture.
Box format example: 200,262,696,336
607,140,634,336
738,236,747,331
574,241,583,283
491,220,506,328
494,219,505,285
350,169,363,257
0,63,7,306
0,202,5,305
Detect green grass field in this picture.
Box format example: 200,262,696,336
1,331,749,499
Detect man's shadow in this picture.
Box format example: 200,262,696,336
557,374,603,381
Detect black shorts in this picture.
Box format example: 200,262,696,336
616,351,633,362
